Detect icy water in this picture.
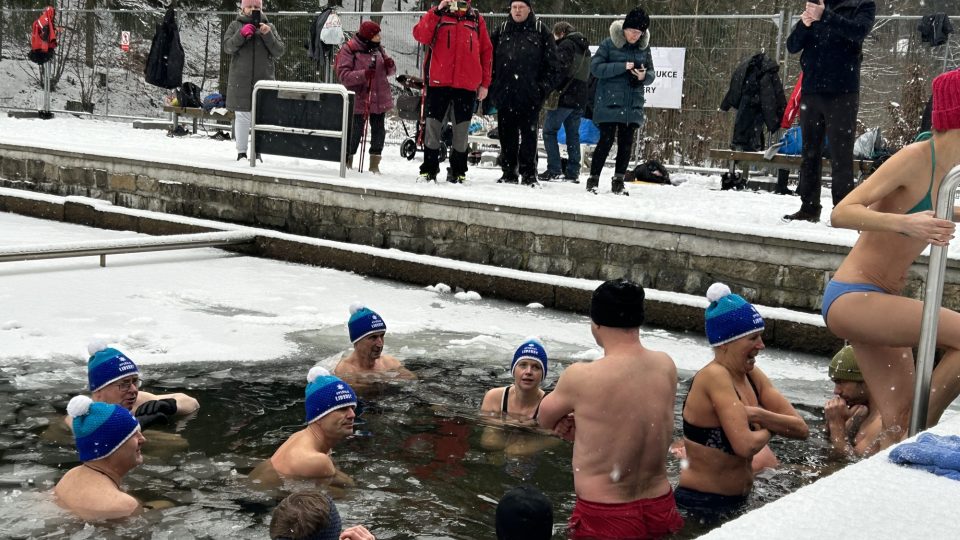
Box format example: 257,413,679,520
0,330,838,539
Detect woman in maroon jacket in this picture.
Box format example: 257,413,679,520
336,21,396,174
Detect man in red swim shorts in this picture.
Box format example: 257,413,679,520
538,279,683,538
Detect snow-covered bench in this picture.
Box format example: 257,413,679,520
163,105,234,134
710,148,874,182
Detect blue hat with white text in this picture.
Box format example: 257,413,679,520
511,338,548,379
305,366,358,424
67,395,140,462
87,340,140,392
347,303,387,344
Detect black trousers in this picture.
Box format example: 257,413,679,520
348,113,385,156
590,122,638,177
420,86,475,176
797,92,859,212
497,105,541,179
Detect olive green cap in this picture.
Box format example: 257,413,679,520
829,345,864,382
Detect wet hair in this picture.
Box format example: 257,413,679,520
552,21,574,37
270,490,339,540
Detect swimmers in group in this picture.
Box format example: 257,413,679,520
825,68,960,450
250,367,358,486
79,341,199,429
538,279,684,539
54,396,146,520
334,304,416,381
675,283,809,523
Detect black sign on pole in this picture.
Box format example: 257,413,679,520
250,82,355,177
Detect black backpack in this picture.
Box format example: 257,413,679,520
626,159,672,184
176,82,202,108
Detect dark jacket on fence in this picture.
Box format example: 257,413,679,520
786,0,876,95
554,31,592,111
720,52,786,151
144,7,185,89
591,20,655,126
412,6,493,92
918,13,953,47
223,13,286,112
489,13,560,111
335,36,397,115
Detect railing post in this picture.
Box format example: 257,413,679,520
910,164,960,436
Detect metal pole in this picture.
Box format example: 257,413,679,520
910,164,960,436
42,62,51,113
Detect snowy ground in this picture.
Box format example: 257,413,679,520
5,113,960,260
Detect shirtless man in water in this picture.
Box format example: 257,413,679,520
826,68,960,450
55,396,146,520
69,341,199,429
250,367,358,486
537,279,683,539
334,304,415,380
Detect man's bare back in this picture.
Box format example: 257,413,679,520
539,340,676,502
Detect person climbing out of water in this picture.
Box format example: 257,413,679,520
334,303,416,381
480,337,559,456
825,67,960,451
537,278,684,539
674,283,808,524
54,396,147,520
249,367,358,486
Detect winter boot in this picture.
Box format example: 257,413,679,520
521,174,540,188
586,175,599,194
346,154,354,170
612,175,629,196
368,154,382,174
237,152,247,161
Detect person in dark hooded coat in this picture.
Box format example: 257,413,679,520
489,0,560,187
585,7,655,196
223,0,285,161
539,22,592,183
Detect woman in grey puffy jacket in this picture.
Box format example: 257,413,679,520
586,7,654,195
223,0,285,160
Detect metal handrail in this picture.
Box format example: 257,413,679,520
0,231,255,268
911,164,960,436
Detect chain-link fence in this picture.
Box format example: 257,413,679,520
0,8,956,166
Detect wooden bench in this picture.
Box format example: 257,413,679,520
163,105,235,134
709,149,874,182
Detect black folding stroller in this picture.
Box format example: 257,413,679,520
396,74,450,162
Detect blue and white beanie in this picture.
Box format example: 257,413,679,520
67,395,140,462
511,337,548,379
305,366,358,424
704,283,765,346
347,302,387,344
87,340,140,392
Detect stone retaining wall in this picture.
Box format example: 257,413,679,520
3,143,959,318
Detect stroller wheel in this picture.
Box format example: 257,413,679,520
438,142,448,163
400,138,417,160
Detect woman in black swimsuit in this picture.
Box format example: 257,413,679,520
479,339,557,457
674,283,809,522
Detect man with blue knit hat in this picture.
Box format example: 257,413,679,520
335,303,415,380
538,279,684,538
54,395,147,520
252,366,359,484
70,340,199,430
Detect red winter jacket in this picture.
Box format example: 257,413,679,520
31,6,57,53
412,6,492,91
335,36,397,115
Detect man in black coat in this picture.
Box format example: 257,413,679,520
783,0,876,223
489,0,560,186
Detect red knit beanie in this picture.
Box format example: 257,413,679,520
932,68,960,131
357,21,381,41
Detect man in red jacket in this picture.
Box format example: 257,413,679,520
412,0,493,184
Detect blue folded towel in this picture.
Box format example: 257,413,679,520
889,433,960,480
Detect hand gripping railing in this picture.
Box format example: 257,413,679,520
911,164,960,436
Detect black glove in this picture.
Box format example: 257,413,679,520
134,398,178,429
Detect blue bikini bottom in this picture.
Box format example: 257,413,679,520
821,279,887,323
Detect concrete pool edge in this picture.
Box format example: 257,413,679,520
0,188,840,355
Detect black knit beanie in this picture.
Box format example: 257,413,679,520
623,7,650,32
590,279,645,328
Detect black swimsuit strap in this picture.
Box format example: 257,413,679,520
501,385,510,414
